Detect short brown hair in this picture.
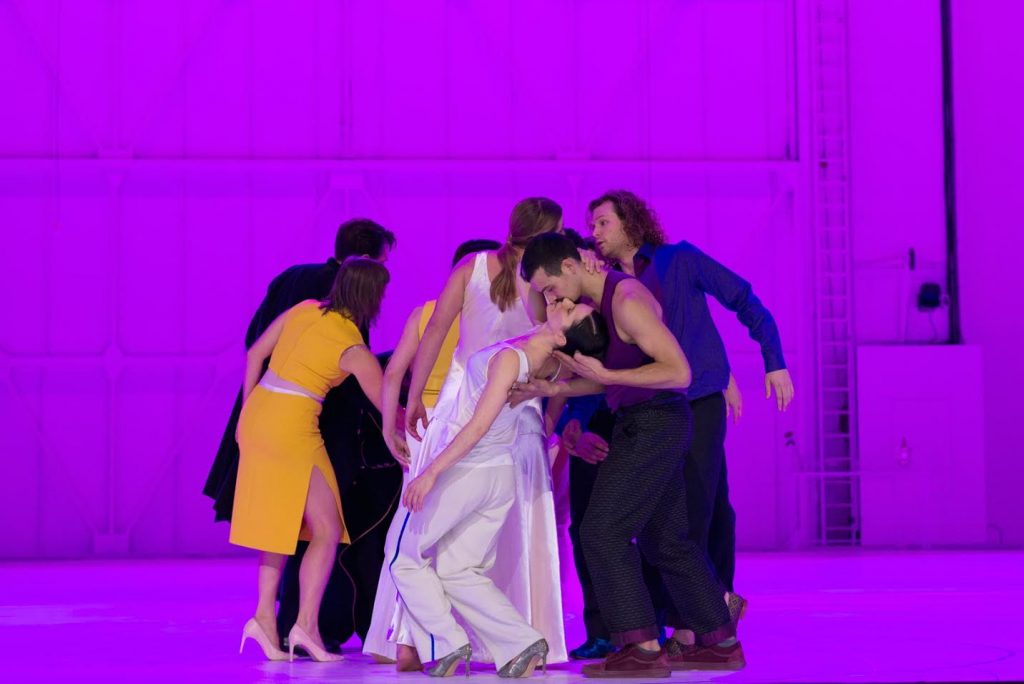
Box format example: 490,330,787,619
321,257,390,328
588,190,666,248
334,218,396,261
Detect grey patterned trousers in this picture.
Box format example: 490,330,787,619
579,394,734,647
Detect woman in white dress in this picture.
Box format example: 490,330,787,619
364,197,567,669
391,300,609,677
361,239,500,669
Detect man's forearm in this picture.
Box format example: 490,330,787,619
603,361,689,390
555,377,605,398
739,302,786,372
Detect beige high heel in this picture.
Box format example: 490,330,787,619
288,624,344,663
239,618,288,661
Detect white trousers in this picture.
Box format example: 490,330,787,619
363,418,566,665
389,464,543,669
361,478,409,661
363,424,422,662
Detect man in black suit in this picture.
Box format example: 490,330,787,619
203,218,401,651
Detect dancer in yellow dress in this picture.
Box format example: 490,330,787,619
232,257,390,663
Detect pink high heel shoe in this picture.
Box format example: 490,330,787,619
239,618,288,661
288,624,344,663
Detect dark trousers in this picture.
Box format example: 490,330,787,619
570,458,667,642
579,396,732,647
569,456,608,641
686,393,736,591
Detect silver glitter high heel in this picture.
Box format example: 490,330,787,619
498,638,548,678
426,643,472,677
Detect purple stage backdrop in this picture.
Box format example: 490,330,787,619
0,1,1020,559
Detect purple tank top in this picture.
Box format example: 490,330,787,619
600,271,663,411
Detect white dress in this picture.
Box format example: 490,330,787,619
363,252,566,664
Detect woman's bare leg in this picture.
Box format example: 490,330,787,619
296,467,342,648
256,552,287,646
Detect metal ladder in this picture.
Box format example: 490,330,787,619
811,0,859,545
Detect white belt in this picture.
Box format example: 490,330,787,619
258,381,322,403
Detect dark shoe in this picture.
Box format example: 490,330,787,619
581,643,670,678
665,638,746,671
569,638,616,660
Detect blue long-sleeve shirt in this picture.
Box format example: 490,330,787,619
633,241,786,401
553,394,606,435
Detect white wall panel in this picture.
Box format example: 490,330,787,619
0,0,809,557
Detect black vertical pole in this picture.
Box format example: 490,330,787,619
940,0,963,343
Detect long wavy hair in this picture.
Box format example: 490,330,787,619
588,190,667,248
490,197,563,311
320,256,390,328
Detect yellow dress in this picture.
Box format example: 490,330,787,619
230,300,362,554
418,299,460,409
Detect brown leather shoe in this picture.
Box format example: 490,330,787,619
581,643,670,678
665,638,746,671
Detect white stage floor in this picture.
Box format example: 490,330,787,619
1,550,1021,682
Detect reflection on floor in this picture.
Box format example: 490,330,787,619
1,550,1020,682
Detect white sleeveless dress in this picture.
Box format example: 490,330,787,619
363,252,567,664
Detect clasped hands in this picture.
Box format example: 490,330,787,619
508,350,608,406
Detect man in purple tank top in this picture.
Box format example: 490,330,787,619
517,233,741,678
588,190,793,617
